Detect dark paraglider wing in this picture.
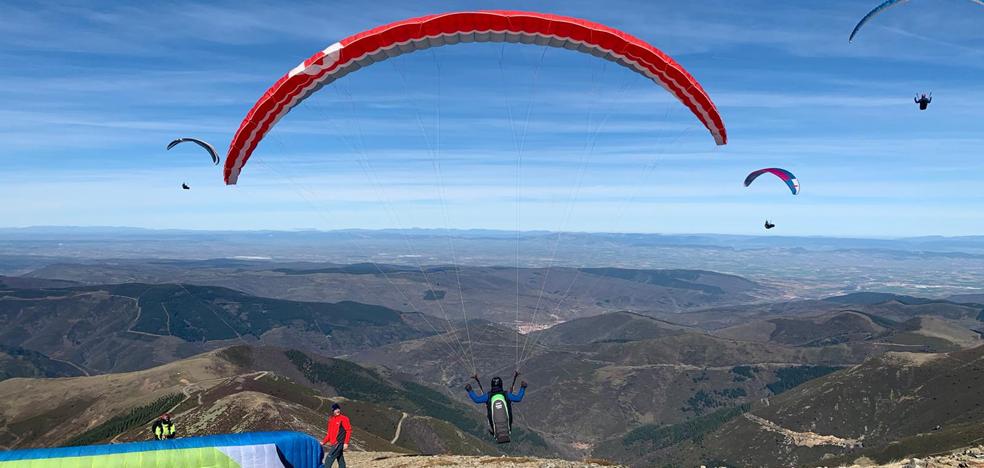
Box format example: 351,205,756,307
167,138,220,165
222,10,727,185
849,0,911,42
850,0,982,42
744,168,800,195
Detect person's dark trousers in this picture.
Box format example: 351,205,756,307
324,444,346,468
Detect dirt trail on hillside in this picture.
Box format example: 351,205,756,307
744,414,861,448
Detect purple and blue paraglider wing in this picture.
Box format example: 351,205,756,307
744,168,800,195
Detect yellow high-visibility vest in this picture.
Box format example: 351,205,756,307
154,421,175,439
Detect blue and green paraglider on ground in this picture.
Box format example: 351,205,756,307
0,431,324,468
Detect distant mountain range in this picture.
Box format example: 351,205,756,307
3,226,984,299
0,226,984,260
4,226,984,253
13,261,774,325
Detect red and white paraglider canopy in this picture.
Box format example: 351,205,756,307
223,10,728,185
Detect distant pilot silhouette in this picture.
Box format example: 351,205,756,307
914,93,932,110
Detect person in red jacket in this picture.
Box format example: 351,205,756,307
321,403,351,468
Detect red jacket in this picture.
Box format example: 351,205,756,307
321,414,352,445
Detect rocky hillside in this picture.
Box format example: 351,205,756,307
595,344,984,467
715,310,982,352
858,445,984,468
22,261,776,324
353,313,880,457
662,293,984,331
0,346,509,456
0,344,85,380
0,281,434,374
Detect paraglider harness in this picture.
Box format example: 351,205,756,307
472,372,520,444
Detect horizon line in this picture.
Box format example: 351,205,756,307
0,225,980,241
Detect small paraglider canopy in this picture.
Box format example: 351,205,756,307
744,168,800,195
850,0,984,42
849,0,910,42
167,138,220,166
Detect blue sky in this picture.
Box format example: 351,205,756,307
2,0,984,236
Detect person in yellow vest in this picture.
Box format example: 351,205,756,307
152,413,176,440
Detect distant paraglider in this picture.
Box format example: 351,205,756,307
746,169,796,229
181,183,190,190
849,0,984,42
915,93,932,110
167,138,220,166
744,168,800,195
